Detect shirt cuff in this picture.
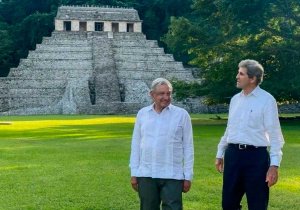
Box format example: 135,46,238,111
184,173,193,181
131,168,139,177
216,150,224,159
270,157,281,167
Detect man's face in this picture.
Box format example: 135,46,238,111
236,67,255,89
151,84,172,110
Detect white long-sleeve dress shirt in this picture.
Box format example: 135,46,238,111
216,86,284,166
130,104,194,180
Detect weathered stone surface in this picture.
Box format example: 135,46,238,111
0,6,198,115
279,103,300,113
56,6,141,22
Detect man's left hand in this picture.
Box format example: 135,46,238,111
266,166,279,187
131,176,138,192
183,180,191,193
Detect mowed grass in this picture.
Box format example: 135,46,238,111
0,114,299,210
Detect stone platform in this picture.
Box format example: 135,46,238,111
0,31,195,115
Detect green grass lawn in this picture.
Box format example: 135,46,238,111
0,114,299,210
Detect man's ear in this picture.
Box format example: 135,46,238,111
149,91,154,98
250,76,257,84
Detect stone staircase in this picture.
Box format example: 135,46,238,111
0,31,195,115
90,35,121,104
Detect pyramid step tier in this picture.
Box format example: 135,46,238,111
115,61,184,70
35,44,92,52
10,69,93,79
114,54,174,62
111,32,146,40
42,37,90,45
3,97,61,110
0,78,67,89
18,59,93,69
1,88,65,98
117,70,194,80
113,47,164,54
112,40,158,48
51,31,88,39
27,51,92,60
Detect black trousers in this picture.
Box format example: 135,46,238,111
137,177,183,210
222,144,270,210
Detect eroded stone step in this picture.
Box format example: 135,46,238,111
19,59,92,69
112,32,146,39
2,88,65,98
117,70,194,80
114,54,173,62
6,97,61,110
113,47,164,54
42,37,90,45
112,40,158,48
0,78,67,89
27,51,92,60
35,44,91,52
115,61,184,70
51,31,88,39
10,69,93,79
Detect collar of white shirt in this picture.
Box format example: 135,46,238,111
239,85,261,97
147,103,173,112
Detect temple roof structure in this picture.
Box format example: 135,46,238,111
56,5,141,22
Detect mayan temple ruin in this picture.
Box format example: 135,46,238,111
0,5,196,115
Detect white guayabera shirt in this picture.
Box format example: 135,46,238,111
130,104,194,181
216,86,285,166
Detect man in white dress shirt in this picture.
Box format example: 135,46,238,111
215,59,284,210
130,78,194,210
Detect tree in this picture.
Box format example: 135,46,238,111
163,0,300,104
161,17,197,64
135,0,193,40
12,12,54,58
0,22,13,76
0,0,57,76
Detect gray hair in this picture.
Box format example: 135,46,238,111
238,59,264,85
150,78,173,92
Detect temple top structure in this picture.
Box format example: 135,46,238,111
55,5,142,33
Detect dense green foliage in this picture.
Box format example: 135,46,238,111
0,0,192,76
1,0,299,104
0,0,56,76
163,0,300,104
0,115,299,209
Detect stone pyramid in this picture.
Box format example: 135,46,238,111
0,6,195,115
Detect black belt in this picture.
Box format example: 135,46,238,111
228,143,267,150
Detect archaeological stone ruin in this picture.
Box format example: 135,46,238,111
0,5,197,115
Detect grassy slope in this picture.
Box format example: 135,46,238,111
0,115,299,210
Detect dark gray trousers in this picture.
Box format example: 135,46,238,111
137,177,183,210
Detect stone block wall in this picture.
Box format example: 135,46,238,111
279,103,300,114
55,20,142,33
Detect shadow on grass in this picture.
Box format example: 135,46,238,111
0,122,135,143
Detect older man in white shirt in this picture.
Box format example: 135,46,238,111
215,59,284,210
130,78,194,210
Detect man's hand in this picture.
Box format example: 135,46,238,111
215,158,224,173
131,176,138,192
266,166,279,187
183,180,191,193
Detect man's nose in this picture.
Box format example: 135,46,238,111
163,94,170,99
